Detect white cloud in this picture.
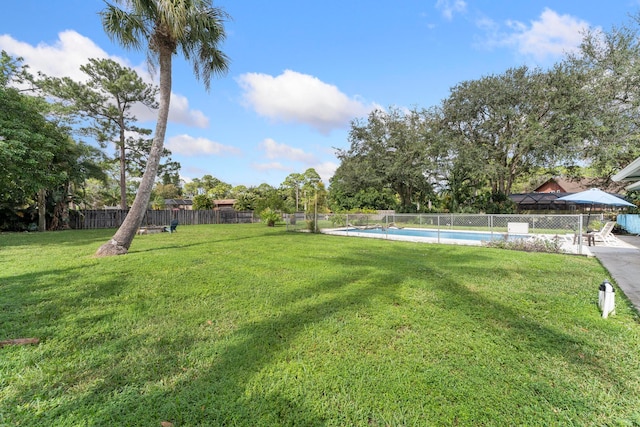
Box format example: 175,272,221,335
252,160,336,184
481,8,590,62
127,91,209,129
259,138,317,164
506,8,589,61
0,30,116,81
313,161,338,184
475,15,498,33
166,134,241,156
237,70,375,134
166,93,209,128
255,138,336,183
0,30,209,128
436,0,467,21
254,162,288,172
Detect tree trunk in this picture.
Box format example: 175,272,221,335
119,123,127,210
61,182,71,230
96,48,172,257
37,189,46,232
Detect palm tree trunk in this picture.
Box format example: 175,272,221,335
96,48,172,256
119,123,128,210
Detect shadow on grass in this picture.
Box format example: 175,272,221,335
421,257,640,422
0,229,117,249
1,233,633,425
0,265,130,339
128,232,265,255
0,224,272,251
4,239,414,425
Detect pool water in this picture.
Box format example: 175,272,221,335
347,227,527,242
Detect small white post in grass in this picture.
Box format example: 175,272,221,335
598,280,615,318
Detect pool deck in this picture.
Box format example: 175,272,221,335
589,235,640,314
323,227,586,253
323,227,491,246
323,227,640,313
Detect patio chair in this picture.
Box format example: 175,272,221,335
573,231,595,246
591,221,617,245
164,219,178,233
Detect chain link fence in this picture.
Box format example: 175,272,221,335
285,212,604,255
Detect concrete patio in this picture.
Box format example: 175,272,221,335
589,235,640,314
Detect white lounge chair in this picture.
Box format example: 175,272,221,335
591,221,618,245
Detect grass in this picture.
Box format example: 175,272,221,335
1,224,640,426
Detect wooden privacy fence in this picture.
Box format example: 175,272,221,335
69,209,256,229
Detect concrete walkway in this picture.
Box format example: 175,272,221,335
589,235,640,313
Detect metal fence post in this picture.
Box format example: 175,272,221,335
578,214,583,255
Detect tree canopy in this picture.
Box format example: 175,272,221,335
41,58,161,209
0,52,103,230
332,107,440,212
570,18,640,187
331,17,640,212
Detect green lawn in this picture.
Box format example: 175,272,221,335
1,224,639,426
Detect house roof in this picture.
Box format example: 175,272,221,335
510,192,569,205
533,177,591,193
558,178,589,193
214,199,236,205
613,156,640,183
164,199,193,205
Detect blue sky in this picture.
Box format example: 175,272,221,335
2,1,640,188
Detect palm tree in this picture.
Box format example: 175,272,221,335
96,0,229,256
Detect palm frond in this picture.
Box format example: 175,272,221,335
101,0,230,90
177,4,230,90
100,4,148,52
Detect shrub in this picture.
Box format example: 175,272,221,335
260,208,281,227
192,194,214,210
484,236,564,254
306,219,318,233
587,220,603,232
329,214,346,227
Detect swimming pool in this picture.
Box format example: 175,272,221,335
338,227,528,243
